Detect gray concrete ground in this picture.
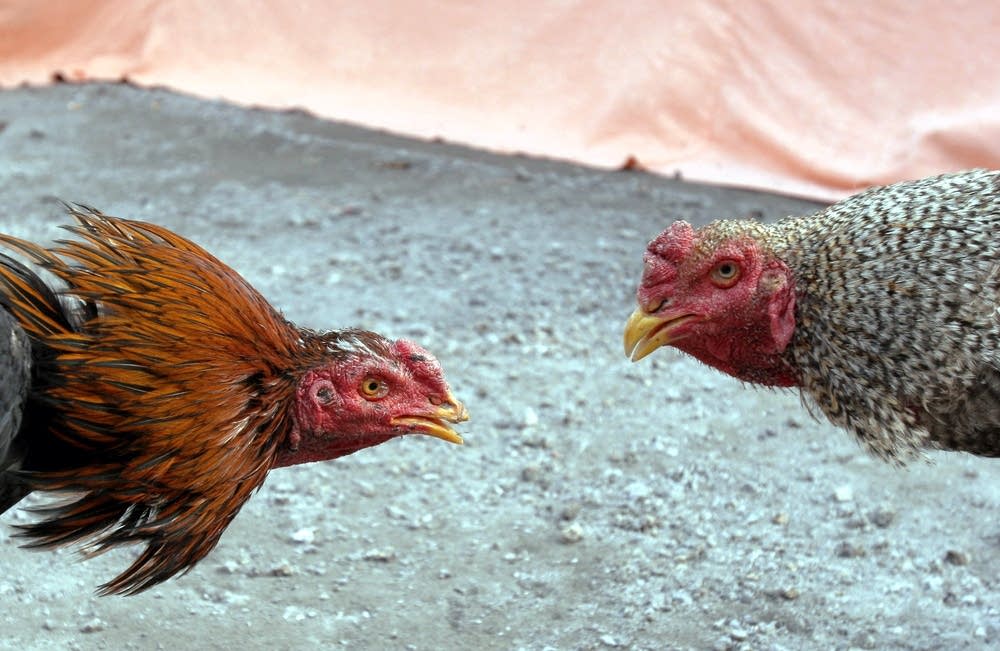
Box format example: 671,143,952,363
0,83,996,650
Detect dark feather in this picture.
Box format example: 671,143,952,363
0,307,31,512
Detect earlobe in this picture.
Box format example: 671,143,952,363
768,289,795,353
312,379,336,405
292,370,344,446
761,266,795,353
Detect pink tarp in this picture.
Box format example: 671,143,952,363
2,1,998,199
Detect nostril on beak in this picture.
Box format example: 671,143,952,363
431,393,469,422
645,298,669,314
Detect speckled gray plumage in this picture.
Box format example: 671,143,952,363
0,306,31,510
769,169,999,459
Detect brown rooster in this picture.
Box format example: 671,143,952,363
0,206,468,595
624,169,999,460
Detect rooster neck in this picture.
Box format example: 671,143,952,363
271,431,395,468
675,337,799,387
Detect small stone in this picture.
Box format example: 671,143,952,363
336,204,363,217
600,634,620,647
772,512,789,525
625,480,651,500
835,541,865,558
363,548,396,563
385,505,406,520
217,559,240,574
270,561,296,577
560,502,582,521
560,523,584,544
672,589,694,605
943,550,970,566
290,528,316,544
205,590,250,606
729,627,749,640
80,618,105,633
523,407,539,427
869,507,896,528
834,486,854,502
781,587,800,600
520,432,551,449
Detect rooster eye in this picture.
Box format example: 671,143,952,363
710,260,741,287
359,378,389,400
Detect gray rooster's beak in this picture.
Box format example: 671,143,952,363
624,307,698,361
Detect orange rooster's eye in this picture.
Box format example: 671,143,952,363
710,260,741,288
359,378,389,400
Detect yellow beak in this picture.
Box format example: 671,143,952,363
624,308,696,362
391,393,469,445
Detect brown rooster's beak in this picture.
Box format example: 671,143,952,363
624,308,697,362
391,394,469,445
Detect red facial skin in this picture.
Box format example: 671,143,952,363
637,222,798,387
276,340,461,467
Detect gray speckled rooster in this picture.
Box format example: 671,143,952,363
626,169,999,461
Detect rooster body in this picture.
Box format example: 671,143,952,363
0,207,467,594
626,169,999,460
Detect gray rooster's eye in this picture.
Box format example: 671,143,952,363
710,260,741,287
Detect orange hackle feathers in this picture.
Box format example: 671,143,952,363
0,206,378,594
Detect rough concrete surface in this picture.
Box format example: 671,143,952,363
0,83,996,651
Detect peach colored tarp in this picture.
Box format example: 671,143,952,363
2,1,998,200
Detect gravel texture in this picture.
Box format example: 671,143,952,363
0,83,996,651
